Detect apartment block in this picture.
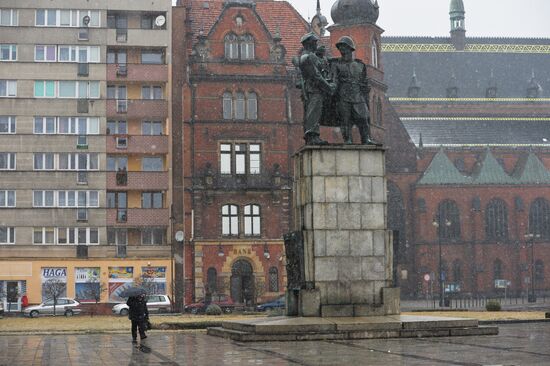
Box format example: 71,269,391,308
0,0,172,310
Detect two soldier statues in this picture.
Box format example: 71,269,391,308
298,32,380,146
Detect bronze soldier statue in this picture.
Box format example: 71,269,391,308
298,33,335,145
332,36,380,145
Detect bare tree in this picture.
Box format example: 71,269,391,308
84,275,107,317
134,274,157,295
42,279,66,316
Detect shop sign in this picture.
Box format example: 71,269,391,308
141,266,166,280
41,267,67,281
108,266,133,281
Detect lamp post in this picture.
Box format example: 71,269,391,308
524,233,540,303
433,218,452,307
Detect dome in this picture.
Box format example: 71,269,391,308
331,0,379,25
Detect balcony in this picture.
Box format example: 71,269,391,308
107,208,169,226
107,64,168,82
107,135,168,154
107,99,168,119
107,28,169,47
107,171,169,190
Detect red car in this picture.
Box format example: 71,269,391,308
184,294,236,314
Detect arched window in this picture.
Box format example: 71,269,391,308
235,92,245,120
493,259,503,281
206,267,217,294
452,259,462,283
221,204,239,236
268,267,279,292
223,92,233,120
240,34,255,60
246,92,257,120
224,33,239,60
244,204,261,236
485,198,509,240
529,198,550,239
371,39,379,68
436,200,461,240
535,260,544,283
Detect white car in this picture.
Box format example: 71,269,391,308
112,294,172,315
24,298,82,317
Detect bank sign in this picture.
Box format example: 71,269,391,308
41,267,67,281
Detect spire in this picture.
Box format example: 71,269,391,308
311,0,328,36
449,0,466,50
316,0,321,15
408,68,421,98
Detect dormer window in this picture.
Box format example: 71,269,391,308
224,33,255,61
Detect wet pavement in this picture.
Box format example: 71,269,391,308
1,323,549,365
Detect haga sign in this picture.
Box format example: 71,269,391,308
41,267,67,280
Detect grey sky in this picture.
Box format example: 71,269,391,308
288,0,550,37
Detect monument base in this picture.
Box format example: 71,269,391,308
207,315,498,342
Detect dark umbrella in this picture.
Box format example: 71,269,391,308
119,286,146,298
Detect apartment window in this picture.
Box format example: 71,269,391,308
107,192,127,209
34,153,55,170
34,80,55,98
141,228,165,245
219,143,261,175
107,228,127,245
222,91,258,120
107,14,127,29
107,120,127,135
222,204,239,236
0,9,18,26
0,80,17,97
142,86,163,100
0,227,15,244
141,121,163,135
107,85,127,99
57,191,98,208
142,157,163,171
36,9,57,26
34,117,56,134
0,153,16,170
36,9,99,27
141,50,164,64
33,227,55,244
77,228,99,245
244,204,261,236
0,116,16,134
35,45,57,62
0,191,15,208
107,49,127,64
58,46,100,63
57,228,76,245
0,45,16,61
33,191,55,207
141,192,163,209
107,156,128,171
58,153,98,170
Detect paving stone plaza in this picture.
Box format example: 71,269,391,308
1,323,549,365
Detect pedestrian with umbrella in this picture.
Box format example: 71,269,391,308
122,287,149,343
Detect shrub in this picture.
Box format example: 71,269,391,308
205,304,223,315
486,300,501,311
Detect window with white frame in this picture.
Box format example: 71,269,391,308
371,39,379,68
58,117,98,135
222,91,258,120
244,204,261,236
56,153,99,171
36,9,100,27
34,117,56,134
141,121,163,135
142,157,163,171
0,9,18,26
33,153,55,170
58,191,99,208
0,80,16,97
58,45,100,63
141,86,163,100
78,227,99,245
33,191,55,207
235,92,245,120
223,92,233,119
0,45,16,61
35,45,57,62
222,204,239,236
141,228,165,245
33,227,55,244
247,92,257,120
107,155,128,171
0,190,15,208
107,228,127,245
240,34,255,60
0,227,15,244
0,116,16,134
34,80,99,99
224,33,255,60
34,80,55,98
219,143,261,175
57,227,76,245
107,85,127,99
0,153,16,170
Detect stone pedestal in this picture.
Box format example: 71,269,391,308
291,145,399,317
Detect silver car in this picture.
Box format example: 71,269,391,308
112,294,172,315
24,298,82,317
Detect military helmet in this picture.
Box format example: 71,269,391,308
300,32,319,45
336,36,356,51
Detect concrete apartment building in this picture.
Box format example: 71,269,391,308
0,0,173,311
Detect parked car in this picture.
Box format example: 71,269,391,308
184,294,236,314
256,296,286,311
112,294,172,316
24,298,82,317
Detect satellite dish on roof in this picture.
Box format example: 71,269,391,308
82,15,91,26
175,231,184,242
155,15,166,27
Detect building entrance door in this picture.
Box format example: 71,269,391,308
6,281,21,312
230,259,255,306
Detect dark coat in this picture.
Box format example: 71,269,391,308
127,296,149,321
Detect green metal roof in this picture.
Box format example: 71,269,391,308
472,149,516,185
450,0,465,14
514,152,550,184
418,149,471,185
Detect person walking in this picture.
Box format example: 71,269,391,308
127,293,149,343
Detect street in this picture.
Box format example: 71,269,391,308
1,323,549,365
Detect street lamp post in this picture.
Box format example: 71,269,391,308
524,233,540,303
433,218,452,307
